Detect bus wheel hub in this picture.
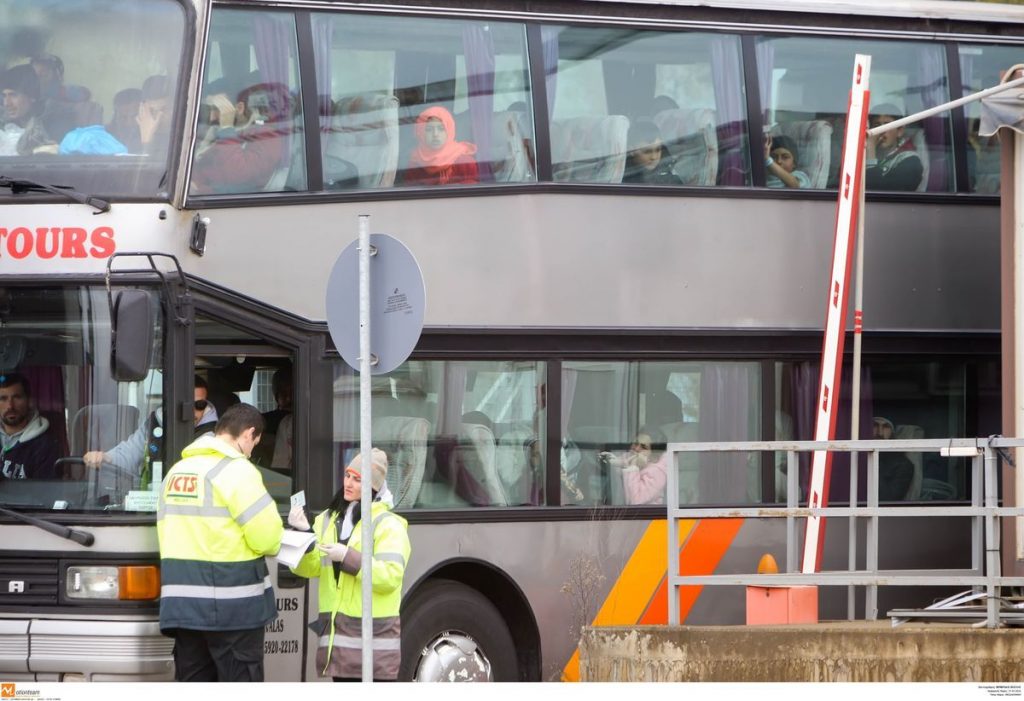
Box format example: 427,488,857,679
415,631,491,682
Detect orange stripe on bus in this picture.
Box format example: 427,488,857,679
562,518,743,681
561,520,694,681
593,519,695,625
638,518,744,625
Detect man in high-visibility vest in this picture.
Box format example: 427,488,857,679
157,402,283,682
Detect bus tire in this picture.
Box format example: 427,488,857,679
400,579,517,682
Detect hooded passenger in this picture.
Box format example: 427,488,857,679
403,105,479,185
0,373,62,479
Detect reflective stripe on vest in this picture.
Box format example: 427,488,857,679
162,576,272,600
318,634,401,651
236,492,274,526
317,510,405,568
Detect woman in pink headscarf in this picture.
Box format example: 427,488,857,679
403,106,479,185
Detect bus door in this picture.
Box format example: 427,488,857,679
193,312,307,681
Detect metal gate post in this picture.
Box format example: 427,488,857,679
984,446,1001,628
668,446,680,625
972,451,984,587
848,444,859,621
786,450,799,573
865,449,879,619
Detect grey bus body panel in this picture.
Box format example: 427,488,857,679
173,196,998,332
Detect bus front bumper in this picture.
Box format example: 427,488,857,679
0,619,173,681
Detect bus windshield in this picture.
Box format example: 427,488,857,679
0,285,164,514
0,0,186,199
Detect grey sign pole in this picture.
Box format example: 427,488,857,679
358,214,373,682
325,220,425,682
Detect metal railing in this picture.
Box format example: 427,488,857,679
665,437,1024,628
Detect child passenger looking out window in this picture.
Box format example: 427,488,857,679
622,120,682,185
765,134,809,189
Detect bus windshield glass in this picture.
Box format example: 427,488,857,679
0,0,186,199
0,286,164,514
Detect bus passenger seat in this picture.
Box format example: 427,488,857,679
653,108,719,186
769,120,833,189
458,421,507,506
494,422,535,504
550,115,629,183
261,128,304,192
907,127,931,192
491,111,534,183
325,93,400,188
70,404,140,457
374,416,428,508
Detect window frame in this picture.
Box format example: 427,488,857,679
184,4,1022,208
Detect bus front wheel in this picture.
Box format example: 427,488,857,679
400,579,517,682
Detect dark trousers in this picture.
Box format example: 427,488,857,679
172,627,265,682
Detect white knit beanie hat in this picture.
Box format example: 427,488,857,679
345,448,389,491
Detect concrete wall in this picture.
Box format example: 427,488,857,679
579,623,1024,682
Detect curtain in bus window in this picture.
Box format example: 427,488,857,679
542,26,560,121
710,36,748,186
561,368,578,437
21,367,69,457
756,40,774,123
696,364,757,503
559,367,584,503
787,362,874,504
916,47,950,192
960,52,975,96
312,15,334,119
463,24,495,182
253,14,293,173
439,363,469,434
959,44,1013,194
960,49,985,194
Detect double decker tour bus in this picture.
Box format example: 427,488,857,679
1,0,1021,682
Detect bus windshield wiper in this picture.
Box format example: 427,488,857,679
0,176,110,214
0,503,94,546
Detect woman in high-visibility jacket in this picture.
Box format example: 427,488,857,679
289,448,410,681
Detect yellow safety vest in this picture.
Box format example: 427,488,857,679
157,434,283,631
292,501,410,678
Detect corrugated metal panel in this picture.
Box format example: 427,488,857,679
0,620,30,673
29,620,172,675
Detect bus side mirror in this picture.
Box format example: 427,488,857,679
111,289,154,382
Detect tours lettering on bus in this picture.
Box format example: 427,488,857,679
0,226,115,259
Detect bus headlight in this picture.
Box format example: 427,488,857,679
66,566,160,601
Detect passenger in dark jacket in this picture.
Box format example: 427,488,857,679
0,373,62,480
866,103,924,191
622,119,682,185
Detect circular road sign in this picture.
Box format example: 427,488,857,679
325,233,425,375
